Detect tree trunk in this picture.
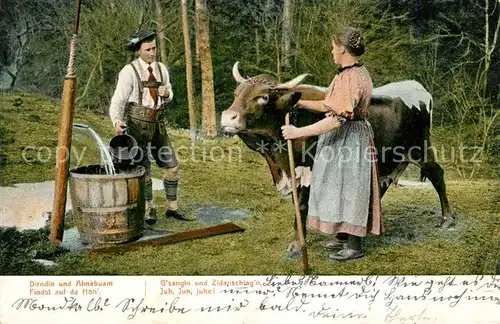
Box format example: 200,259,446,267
154,0,167,63
181,0,198,141
255,28,260,66
265,0,273,43
194,1,200,62
294,0,301,70
195,27,200,63
481,0,500,96
281,0,294,72
7,69,17,89
195,0,216,138
7,20,29,89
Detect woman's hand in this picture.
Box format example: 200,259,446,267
281,125,302,140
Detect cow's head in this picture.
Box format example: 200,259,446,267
220,62,327,198
220,62,309,135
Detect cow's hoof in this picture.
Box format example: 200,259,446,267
286,241,302,260
439,215,457,229
379,177,392,189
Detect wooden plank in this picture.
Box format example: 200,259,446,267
88,180,102,208
114,179,128,206
100,180,115,208
87,222,245,255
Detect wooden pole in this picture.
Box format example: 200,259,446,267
50,0,82,245
285,113,309,274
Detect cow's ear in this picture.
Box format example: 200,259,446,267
276,91,302,110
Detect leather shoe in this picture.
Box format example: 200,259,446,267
321,240,347,250
328,248,364,261
145,207,157,226
165,209,194,221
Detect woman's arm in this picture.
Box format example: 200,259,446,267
298,116,342,137
282,115,343,139
296,99,330,113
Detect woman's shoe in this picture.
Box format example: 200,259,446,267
328,248,364,261
321,240,347,250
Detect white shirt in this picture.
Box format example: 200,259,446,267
109,57,174,127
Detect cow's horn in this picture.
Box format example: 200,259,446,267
274,73,312,89
232,62,247,84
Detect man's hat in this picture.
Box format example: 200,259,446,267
127,29,156,52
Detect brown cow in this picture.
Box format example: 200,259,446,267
221,62,455,258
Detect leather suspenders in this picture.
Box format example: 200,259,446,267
129,61,164,109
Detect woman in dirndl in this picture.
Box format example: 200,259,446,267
281,27,382,261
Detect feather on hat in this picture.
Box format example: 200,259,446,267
127,29,156,51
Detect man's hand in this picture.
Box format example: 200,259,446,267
158,85,170,98
281,125,302,140
115,120,127,135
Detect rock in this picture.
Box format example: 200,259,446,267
32,259,56,267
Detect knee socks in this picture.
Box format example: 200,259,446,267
145,177,153,202
163,179,178,202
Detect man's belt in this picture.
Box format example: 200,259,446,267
126,103,164,123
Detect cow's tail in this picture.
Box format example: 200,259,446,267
429,98,433,135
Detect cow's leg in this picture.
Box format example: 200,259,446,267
379,162,409,198
418,161,456,228
408,138,456,228
379,177,392,197
392,164,407,187
286,187,309,259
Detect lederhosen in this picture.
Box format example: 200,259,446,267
126,61,178,169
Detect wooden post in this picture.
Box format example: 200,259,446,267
50,0,82,245
285,113,309,274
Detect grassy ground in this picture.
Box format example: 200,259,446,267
1,91,499,275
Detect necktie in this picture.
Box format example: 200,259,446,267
147,66,157,104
